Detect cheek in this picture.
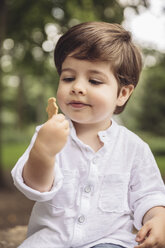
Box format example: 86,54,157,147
92,93,110,107
92,92,117,113
56,87,65,107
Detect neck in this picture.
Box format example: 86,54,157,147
72,120,111,152
73,119,111,133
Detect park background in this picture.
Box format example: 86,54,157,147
0,0,165,246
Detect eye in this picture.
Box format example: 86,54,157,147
89,79,103,85
62,77,75,82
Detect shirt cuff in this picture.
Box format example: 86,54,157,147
134,195,165,230
11,159,63,202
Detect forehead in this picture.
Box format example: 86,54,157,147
62,56,112,72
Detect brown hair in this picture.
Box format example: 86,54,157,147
54,22,142,114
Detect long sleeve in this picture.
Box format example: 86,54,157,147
129,143,165,230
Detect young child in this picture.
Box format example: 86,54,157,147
12,22,165,248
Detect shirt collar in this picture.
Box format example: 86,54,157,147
66,117,119,143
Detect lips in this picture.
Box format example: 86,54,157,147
68,100,90,108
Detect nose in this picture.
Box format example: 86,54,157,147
71,81,86,96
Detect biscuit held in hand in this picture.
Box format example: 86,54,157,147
46,97,58,119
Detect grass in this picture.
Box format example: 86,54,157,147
2,143,29,169
1,125,34,169
137,131,165,156
155,156,165,178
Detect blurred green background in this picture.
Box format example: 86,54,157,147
0,0,165,188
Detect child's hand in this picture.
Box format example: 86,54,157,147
36,114,69,157
135,214,165,248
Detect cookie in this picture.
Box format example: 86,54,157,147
46,97,58,119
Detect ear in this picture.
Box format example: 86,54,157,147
117,84,134,107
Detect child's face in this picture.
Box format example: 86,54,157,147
57,56,132,128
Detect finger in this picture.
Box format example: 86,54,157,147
64,127,70,136
52,113,65,121
63,120,69,129
134,235,156,248
136,223,151,243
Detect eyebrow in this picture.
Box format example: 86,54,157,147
61,68,75,73
88,70,108,80
61,68,108,80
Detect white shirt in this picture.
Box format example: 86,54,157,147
12,119,165,248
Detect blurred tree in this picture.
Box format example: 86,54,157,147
0,0,7,187
137,52,165,135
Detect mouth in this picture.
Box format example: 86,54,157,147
68,100,91,109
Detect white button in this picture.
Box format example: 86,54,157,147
84,185,91,193
78,215,85,223
92,157,98,164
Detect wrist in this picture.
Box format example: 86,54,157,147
30,140,56,167
35,137,57,158
143,206,165,224
23,141,55,191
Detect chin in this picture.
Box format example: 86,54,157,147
71,119,88,124
70,117,91,124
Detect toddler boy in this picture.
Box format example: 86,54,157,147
12,22,165,248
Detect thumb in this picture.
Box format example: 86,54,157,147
136,223,151,243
